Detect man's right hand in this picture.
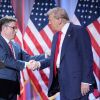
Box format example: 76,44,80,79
26,60,40,70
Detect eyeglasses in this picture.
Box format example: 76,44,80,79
6,25,17,31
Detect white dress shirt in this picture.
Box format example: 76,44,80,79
56,23,70,68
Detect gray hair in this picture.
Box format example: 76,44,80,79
46,7,69,20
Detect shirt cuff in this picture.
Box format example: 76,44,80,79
81,82,92,85
25,62,30,68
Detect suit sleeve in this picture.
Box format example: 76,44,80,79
0,42,45,71
15,42,45,62
0,45,25,71
21,49,50,70
76,26,93,83
39,57,50,69
21,49,45,61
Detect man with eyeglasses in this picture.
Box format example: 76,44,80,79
0,16,45,100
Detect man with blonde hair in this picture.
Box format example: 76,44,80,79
34,7,96,100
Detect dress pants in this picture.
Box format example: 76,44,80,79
0,94,17,100
0,79,19,100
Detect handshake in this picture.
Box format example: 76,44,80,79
26,50,51,70
26,60,40,70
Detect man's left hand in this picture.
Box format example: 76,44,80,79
81,82,90,96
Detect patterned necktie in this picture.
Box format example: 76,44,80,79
54,31,62,76
8,41,14,56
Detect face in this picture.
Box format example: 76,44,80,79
3,21,17,40
48,13,60,32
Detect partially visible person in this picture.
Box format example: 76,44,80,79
0,16,45,100
33,7,97,100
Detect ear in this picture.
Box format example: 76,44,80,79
2,26,8,34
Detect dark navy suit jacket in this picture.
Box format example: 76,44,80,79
0,35,45,96
40,23,96,99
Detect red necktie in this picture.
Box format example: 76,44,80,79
8,42,14,55
54,31,62,76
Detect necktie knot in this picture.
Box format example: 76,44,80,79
59,31,62,35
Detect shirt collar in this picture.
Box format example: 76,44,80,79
1,35,10,43
61,22,70,35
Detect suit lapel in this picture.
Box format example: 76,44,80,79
51,33,59,62
60,23,73,62
0,35,11,54
49,33,59,83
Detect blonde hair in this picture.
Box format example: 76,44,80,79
46,7,69,20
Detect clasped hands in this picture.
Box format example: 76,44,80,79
26,60,40,70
